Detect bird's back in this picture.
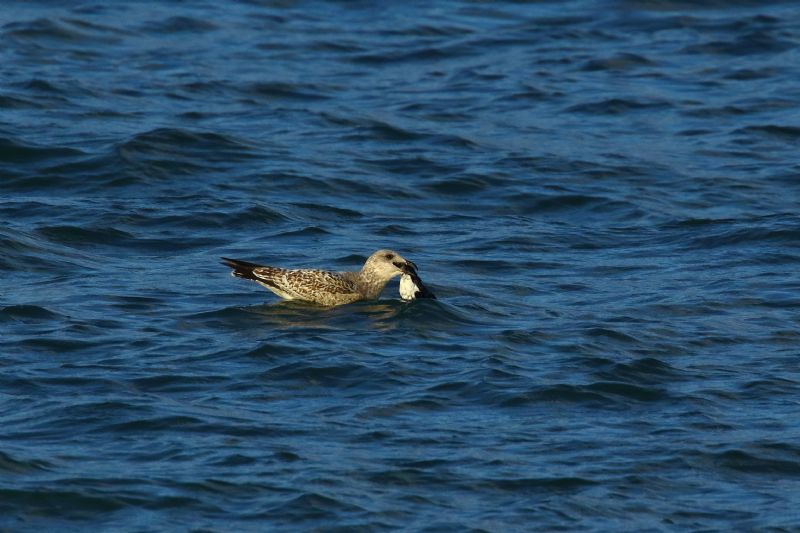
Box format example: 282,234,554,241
222,257,362,305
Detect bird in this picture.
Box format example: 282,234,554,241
399,270,437,300
221,249,418,306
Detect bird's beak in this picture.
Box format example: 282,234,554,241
394,260,417,274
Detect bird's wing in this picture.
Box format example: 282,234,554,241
252,267,359,298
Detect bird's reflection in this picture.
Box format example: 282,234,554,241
238,298,410,331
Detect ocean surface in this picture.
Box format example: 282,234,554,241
2,0,800,530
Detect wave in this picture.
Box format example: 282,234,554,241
567,98,672,115
0,304,62,322
2,17,126,45
479,476,597,492
683,30,793,56
244,81,332,101
0,451,54,474
334,116,478,149
421,173,510,195
2,127,262,192
0,135,84,165
735,124,800,140
351,42,474,65
0,226,90,273
690,445,800,476
581,53,655,71
0,487,127,518
142,16,217,34
501,381,670,407
115,127,259,165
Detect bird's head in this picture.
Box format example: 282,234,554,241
362,249,417,280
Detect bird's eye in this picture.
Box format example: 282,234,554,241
385,253,394,260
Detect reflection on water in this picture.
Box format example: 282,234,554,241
244,299,407,330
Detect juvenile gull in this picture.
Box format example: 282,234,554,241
221,249,417,306
399,271,436,300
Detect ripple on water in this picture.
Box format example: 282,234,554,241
3,17,127,45
0,136,85,165
0,488,127,519
115,128,259,165
500,381,670,408
566,97,673,115
0,304,62,322
0,451,54,474
692,446,800,477
244,81,333,101
142,15,218,34
2,0,800,530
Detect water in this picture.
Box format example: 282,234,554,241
2,0,800,530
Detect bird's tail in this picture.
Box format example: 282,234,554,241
221,257,262,282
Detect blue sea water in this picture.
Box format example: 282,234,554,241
2,0,800,530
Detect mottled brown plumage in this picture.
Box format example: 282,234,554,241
222,249,416,306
